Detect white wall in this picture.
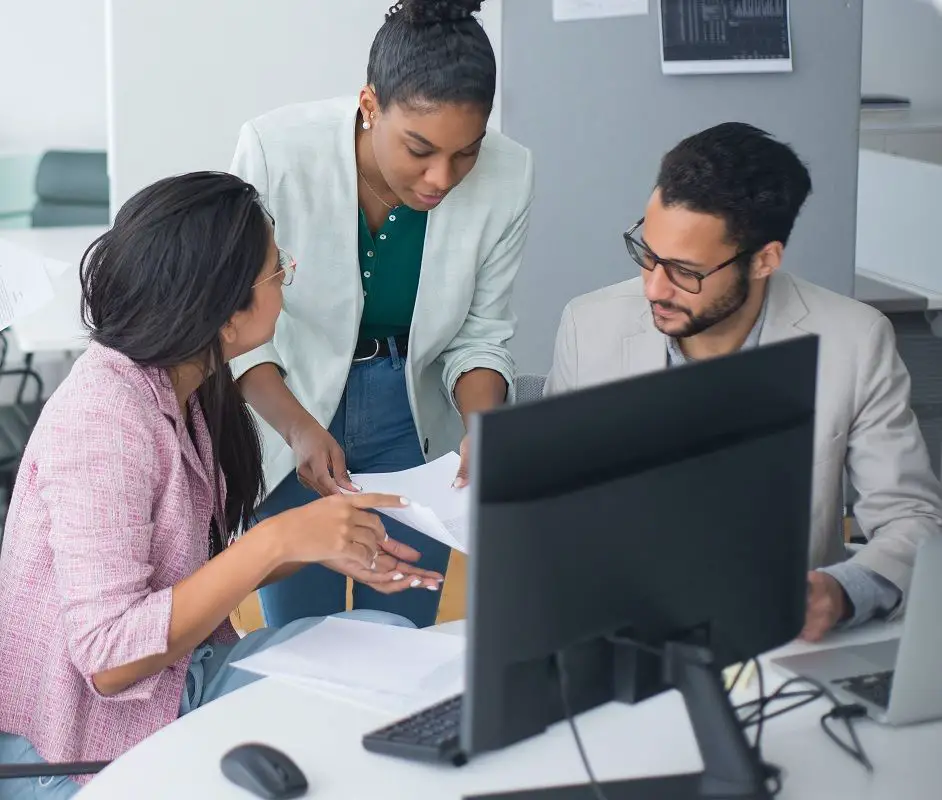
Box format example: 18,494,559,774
0,0,107,151
862,0,942,109
106,0,502,213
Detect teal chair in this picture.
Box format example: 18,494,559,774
31,150,109,227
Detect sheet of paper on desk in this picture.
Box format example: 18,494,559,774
0,238,62,331
349,451,470,553
273,654,464,718
231,617,465,700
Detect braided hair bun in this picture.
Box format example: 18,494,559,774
390,0,483,25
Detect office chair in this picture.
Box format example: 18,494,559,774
0,366,45,515
0,762,108,781
513,373,546,404
31,151,109,228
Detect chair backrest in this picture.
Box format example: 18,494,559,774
32,150,109,228
513,373,546,404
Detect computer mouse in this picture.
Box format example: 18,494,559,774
220,742,308,799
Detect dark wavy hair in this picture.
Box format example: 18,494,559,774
80,171,267,539
368,0,496,112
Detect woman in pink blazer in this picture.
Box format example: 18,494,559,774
0,172,442,797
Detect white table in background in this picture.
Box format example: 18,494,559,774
0,226,106,355
76,620,942,800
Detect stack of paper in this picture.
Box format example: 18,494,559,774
349,452,470,553
232,617,465,715
0,238,68,331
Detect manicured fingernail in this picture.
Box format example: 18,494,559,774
393,573,405,581
352,483,362,492
400,497,410,506
426,584,439,592
410,579,422,588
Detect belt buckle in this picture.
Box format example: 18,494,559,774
353,338,381,363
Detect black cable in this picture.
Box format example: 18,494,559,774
753,657,767,755
566,634,872,794
737,675,873,773
605,633,664,658
739,689,823,726
553,652,611,800
726,660,749,696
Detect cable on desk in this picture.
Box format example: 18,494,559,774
736,674,874,773
558,634,874,798
553,651,611,800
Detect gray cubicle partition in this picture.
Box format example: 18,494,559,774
500,1,864,373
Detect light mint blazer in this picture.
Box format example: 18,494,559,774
229,97,534,494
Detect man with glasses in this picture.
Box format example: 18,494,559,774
545,122,942,641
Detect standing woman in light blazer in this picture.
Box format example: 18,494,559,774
230,0,534,628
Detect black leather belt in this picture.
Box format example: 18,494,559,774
352,335,409,362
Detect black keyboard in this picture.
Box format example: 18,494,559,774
834,670,894,709
362,694,467,766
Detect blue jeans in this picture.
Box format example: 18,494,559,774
255,351,451,629
0,610,412,799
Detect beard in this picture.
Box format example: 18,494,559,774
650,265,751,339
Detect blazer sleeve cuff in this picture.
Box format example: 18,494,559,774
845,548,911,619
82,586,174,703
230,342,285,382
443,349,516,412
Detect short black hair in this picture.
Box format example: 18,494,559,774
656,122,812,251
367,0,496,112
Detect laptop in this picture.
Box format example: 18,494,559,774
772,534,942,726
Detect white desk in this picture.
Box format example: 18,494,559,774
855,269,942,314
855,150,942,313
860,108,942,166
76,621,941,800
0,226,106,355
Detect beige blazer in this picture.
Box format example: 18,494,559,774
545,272,942,607
228,97,533,493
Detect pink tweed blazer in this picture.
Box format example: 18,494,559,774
0,343,236,776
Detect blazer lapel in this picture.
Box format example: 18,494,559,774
623,308,667,377
140,366,211,493
758,272,810,345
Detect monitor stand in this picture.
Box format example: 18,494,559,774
466,641,772,800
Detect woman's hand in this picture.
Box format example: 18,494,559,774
274,493,403,568
291,417,357,496
453,435,470,489
270,493,443,591
329,538,444,594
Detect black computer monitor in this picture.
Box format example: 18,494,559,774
461,336,819,800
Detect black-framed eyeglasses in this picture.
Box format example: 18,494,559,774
623,218,755,295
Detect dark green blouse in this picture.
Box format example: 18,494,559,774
357,205,428,340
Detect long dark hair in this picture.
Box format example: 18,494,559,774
368,0,495,112
80,171,267,538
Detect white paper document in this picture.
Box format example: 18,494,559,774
349,451,470,553
0,238,61,331
553,0,648,22
232,617,465,713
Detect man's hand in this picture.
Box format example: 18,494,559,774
453,435,470,489
801,571,852,642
